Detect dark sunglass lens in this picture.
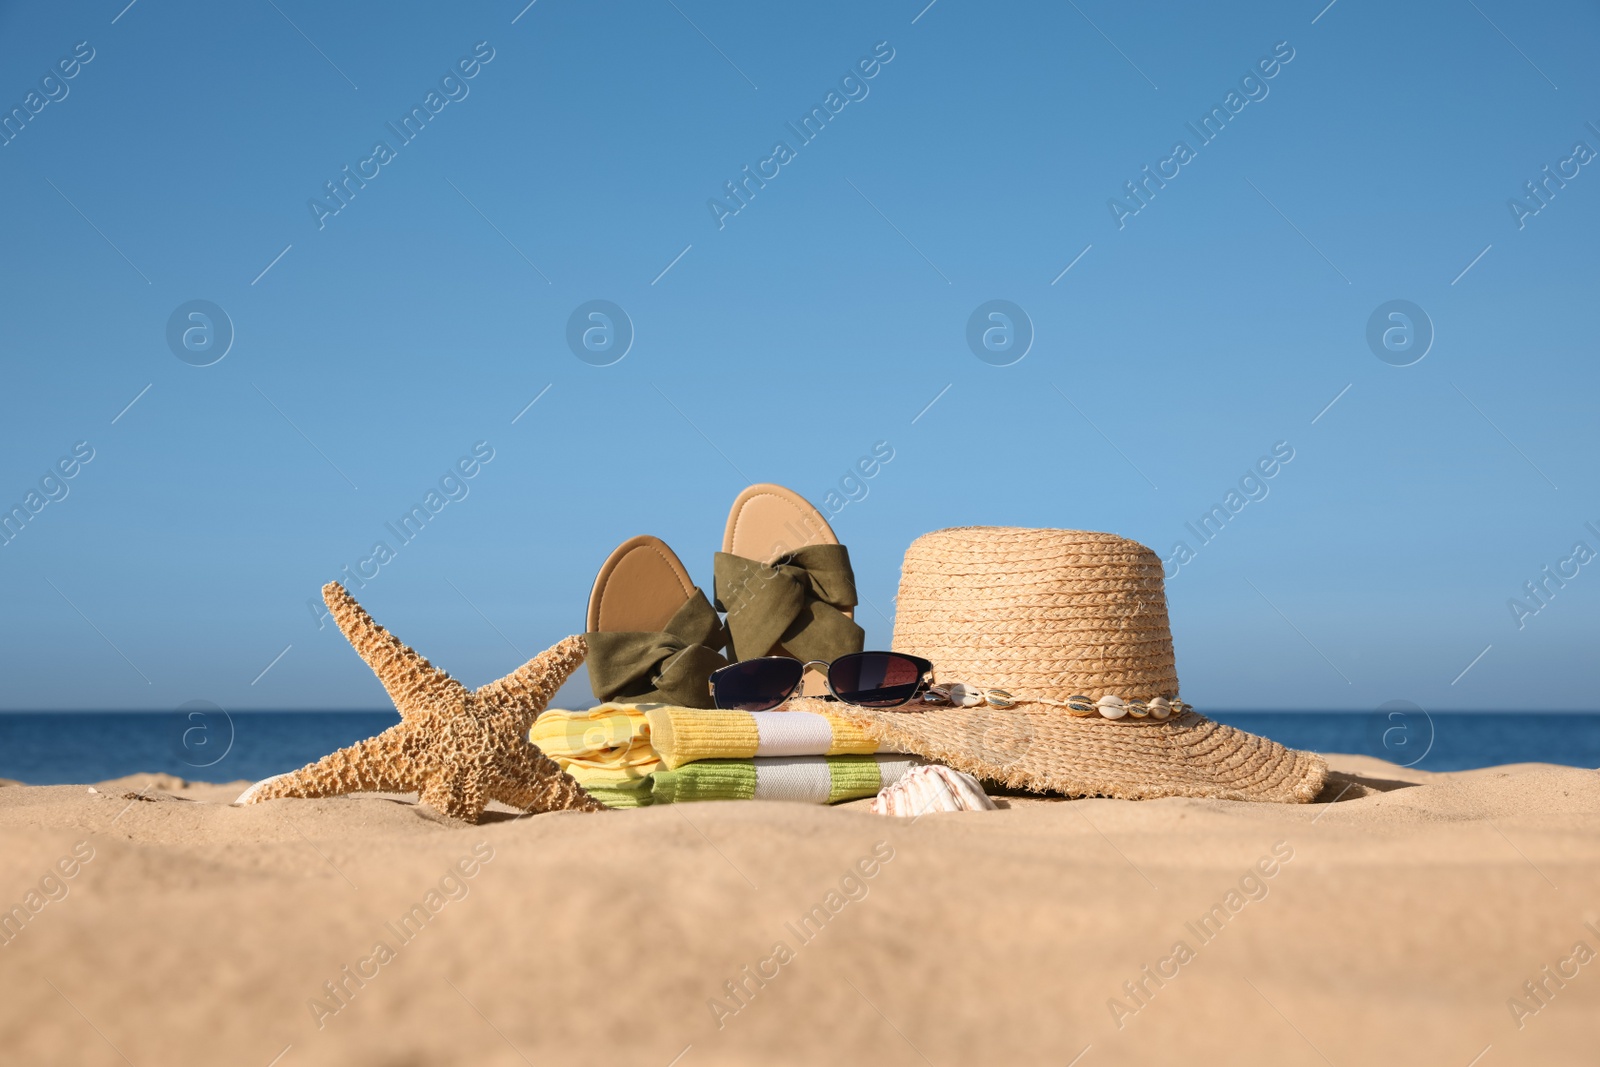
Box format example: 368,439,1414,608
712,658,803,711
828,653,924,708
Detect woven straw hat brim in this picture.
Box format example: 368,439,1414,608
800,698,1327,804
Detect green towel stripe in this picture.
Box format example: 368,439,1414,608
579,772,654,809
826,755,885,803
651,759,758,804
603,756,898,806
586,785,652,809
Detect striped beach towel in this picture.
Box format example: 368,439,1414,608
650,755,922,806
529,704,910,808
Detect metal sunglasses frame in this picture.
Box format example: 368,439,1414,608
708,651,936,711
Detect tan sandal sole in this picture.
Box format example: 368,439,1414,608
723,483,840,564
587,535,696,634
722,484,851,694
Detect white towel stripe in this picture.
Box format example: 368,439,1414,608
751,711,835,756
753,758,835,802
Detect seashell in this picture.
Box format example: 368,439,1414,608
1065,694,1097,715
944,682,986,707
924,684,1013,709
1095,694,1128,720
1147,697,1172,721
946,771,992,810
894,773,943,816
912,773,945,812
870,765,996,817
1125,700,1150,719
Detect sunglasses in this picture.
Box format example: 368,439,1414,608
709,651,934,712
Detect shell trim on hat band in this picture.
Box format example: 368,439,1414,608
923,682,1188,722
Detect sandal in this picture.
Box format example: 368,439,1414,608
585,535,727,708
713,484,865,691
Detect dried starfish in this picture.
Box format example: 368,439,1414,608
237,582,603,821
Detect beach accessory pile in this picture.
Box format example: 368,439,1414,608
870,764,995,816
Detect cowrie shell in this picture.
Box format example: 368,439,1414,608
1096,695,1129,720
945,683,985,707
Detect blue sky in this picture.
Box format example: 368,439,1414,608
1,0,1595,714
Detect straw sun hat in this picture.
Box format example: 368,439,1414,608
808,527,1327,803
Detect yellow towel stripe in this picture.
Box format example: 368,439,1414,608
647,707,761,769
824,714,880,755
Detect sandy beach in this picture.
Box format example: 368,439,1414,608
0,756,1595,1066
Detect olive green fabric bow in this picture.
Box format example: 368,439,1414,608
713,544,865,663
585,590,728,709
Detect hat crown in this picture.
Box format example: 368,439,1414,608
891,526,1179,702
